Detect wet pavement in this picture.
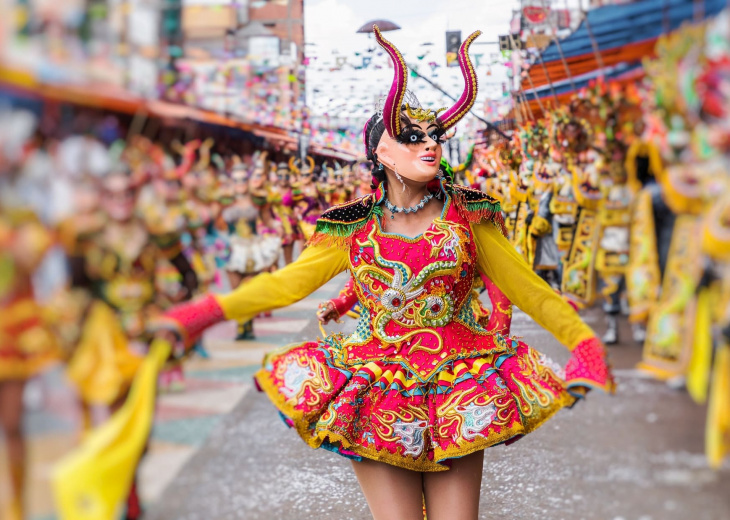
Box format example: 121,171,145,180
145,286,730,520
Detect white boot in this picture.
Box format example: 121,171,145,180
631,323,646,344
602,315,619,345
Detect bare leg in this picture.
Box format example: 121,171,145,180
227,271,257,339
423,450,484,520
351,459,424,520
227,270,243,289
283,243,293,265
0,380,27,520
80,401,93,432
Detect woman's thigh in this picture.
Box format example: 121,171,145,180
423,450,484,520
351,458,424,520
0,380,25,433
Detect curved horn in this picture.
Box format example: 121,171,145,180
175,139,201,177
288,156,300,174
438,31,481,131
171,139,185,155
195,138,214,170
306,156,315,171
373,25,408,138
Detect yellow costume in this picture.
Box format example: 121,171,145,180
636,165,706,380
215,221,594,351
62,215,186,405
560,159,603,308
697,191,730,468
0,210,61,380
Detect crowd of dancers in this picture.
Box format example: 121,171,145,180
447,12,730,473
0,108,377,519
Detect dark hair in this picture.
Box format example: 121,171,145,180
364,115,386,187
364,111,424,188
364,110,446,189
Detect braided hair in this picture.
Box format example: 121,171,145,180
363,115,387,188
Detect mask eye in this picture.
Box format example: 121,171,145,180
429,131,446,143
397,128,426,145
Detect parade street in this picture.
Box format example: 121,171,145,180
3,2,730,519
143,274,730,520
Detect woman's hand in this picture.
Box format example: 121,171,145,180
564,337,616,396
316,301,340,325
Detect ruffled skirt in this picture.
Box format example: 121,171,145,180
0,297,62,381
227,235,282,274
255,337,577,472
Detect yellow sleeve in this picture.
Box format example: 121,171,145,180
472,221,595,350
216,244,349,322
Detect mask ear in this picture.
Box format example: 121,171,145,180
375,138,394,171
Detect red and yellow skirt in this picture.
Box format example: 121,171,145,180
255,337,577,472
0,297,61,381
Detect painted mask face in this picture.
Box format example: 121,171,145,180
232,173,248,196
671,165,702,191
163,179,183,203
535,161,555,185
276,170,290,187
196,171,217,202
249,171,266,191
102,174,136,222
377,117,445,184
527,131,548,159
299,168,313,184
511,167,530,194
182,169,200,192
574,163,602,201
75,182,100,214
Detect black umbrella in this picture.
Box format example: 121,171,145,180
356,20,401,33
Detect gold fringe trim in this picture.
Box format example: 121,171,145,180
452,188,508,236
255,363,579,472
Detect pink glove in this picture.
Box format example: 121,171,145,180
149,294,225,348
564,337,616,397
330,278,358,318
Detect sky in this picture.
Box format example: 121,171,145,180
303,0,519,127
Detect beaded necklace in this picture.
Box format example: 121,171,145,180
384,192,434,219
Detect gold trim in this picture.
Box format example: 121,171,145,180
255,359,577,472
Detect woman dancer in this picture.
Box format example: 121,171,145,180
223,153,281,339
0,209,59,520
270,162,298,264
155,26,614,520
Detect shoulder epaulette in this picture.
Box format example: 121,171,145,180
307,193,377,249
450,184,507,236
